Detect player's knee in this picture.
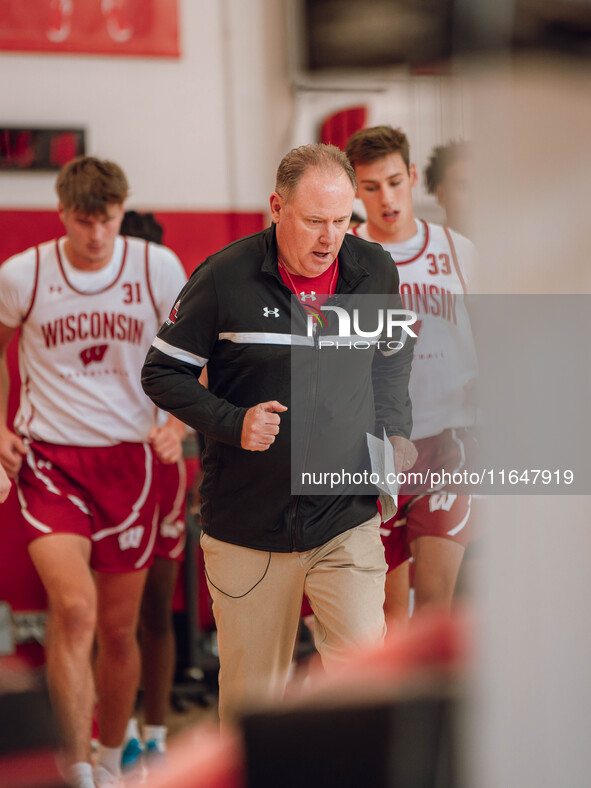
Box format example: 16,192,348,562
97,619,139,659
50,593,96,642
413,578,457,612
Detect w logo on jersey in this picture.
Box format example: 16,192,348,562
166,300,180,325
118,526,145,551
80,344,108,367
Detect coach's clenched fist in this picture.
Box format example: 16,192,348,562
241,401,288,451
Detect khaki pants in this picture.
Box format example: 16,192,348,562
200,514,387,724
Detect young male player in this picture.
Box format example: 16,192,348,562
0,157,187,787
345,126,478,617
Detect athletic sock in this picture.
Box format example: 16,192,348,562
142,724,167,745
97,744,122,777
124,717,141,744
65,761,94,788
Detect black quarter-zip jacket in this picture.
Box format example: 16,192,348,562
142,225,414,552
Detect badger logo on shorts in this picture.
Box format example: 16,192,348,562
161,520,184,539
166,300,181,325
429,492,457,513
80,344,108,366
119,526,145,551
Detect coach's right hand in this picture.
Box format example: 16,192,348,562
0,427,27,477
241,401,288,451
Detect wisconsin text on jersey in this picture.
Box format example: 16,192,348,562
40,312,145,348
400,284,458,324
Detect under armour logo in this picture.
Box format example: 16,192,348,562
263,307,280,318
80,344,108,367
49,285,62,294
300,292,317,302
37,460,53,470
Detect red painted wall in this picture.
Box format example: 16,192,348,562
0,209,265,276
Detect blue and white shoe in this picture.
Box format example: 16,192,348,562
145,739,165,756
144,739,167,772
120,737,145,772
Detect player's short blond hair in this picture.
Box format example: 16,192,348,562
56,156,129,215
275,143,356,201
345,126,411,173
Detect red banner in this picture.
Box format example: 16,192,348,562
0,0,179,58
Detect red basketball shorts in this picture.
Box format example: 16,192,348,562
381,428,475,572
380,516,412,571
16,441,159,572
153,458,187,562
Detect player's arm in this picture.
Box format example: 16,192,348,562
0,321,27,477
152,367,207,464
148,414,186,465
0,462,11,503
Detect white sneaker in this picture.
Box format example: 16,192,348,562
73,778,95,788
93,765,121,788
62,760,94,788
121,737,145,772
144,739,166,758
143,739,167,775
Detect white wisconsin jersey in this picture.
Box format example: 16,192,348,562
0,236,187,446
353,219,478,440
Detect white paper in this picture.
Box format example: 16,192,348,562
366,428,399,521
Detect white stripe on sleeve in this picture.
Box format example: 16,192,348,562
152,336,208,367
218,332,314,346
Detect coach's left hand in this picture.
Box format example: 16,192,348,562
389,435,418,474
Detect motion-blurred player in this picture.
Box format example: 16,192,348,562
118,211,188,768
424,139,472,237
